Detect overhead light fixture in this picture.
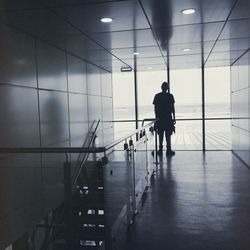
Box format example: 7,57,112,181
121,66,132,72
182,8,196,15
183,48,191,52
100,17,113,23
147,66,152,70
133,52,140,55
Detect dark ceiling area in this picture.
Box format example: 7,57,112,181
0,0,249,72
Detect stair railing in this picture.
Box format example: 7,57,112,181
41,119,101,250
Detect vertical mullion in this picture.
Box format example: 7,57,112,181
201,63,206,152
134,56,139,132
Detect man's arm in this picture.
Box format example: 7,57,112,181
172,104,176,124
171,94,176,124
153,95,159,118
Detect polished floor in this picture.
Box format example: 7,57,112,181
123,151,250,250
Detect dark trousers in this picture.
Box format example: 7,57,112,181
158,129,171,151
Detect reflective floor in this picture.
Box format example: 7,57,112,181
123,151,250,250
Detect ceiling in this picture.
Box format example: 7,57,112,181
0,0,249,72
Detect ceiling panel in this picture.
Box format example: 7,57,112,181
0,8,79,37
170,61,202,70
205,59,231,68
208,50,245,62
109,58,134,72
137,64,167,71
109,56,166,69
52,0,149,34
1,0,249,71
110,57,167,72
90,29,157,49
80,38,131,71
140,0,236,27
137,56,166,65
0,0,42,10
0,5,132,72
41,0,128,8
152,22,224,54
229,0,250,20
169,22,224,44
169,54,203,69
220,19,250,42
110,58,133,67
168,41,215,56
66,34,88,59
99,50,130,72
212,38,250,53
110,46,162,59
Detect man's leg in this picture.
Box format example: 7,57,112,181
158,129,164,155
166,133,175,156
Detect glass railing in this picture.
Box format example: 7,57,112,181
0,120,157,250
113,118,232,151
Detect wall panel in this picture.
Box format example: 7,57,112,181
0,154,42,250
41,141,69,215
231,51,250,167
0,24,37,87
69,93,88,146
39,90,69,146
67,55,87,94
37,42,67,91
0,85,40,147
0,20,114,248
87,63,101,96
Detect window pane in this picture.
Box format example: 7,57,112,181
205,67,231,150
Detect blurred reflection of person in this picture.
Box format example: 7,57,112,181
153,81,176,156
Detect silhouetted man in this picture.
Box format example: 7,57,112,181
153,81,176,156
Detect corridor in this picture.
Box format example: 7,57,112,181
124,151,250,250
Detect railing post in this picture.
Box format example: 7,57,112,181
131,143,137,214
154,130,159,166
64,153,73,248
145,134,149,187
126,146,134,225
134,56,139,141
92,132,97,161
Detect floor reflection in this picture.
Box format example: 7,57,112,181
124,151,250,250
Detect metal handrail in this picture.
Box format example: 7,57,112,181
72,119,100,188
109,117,233,123
0,120,155,154
105,120,155,151
0,147,105,154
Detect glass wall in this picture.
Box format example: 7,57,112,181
205,67,231,150
113,67,232,151
137,70,167,121
231,52,250,166
112,71,135,139
171,69,202,150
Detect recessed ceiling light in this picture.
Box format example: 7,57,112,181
147,66,152,70
182,8,196,15
183,48,191,52
133,52,140,55
100,17,113,23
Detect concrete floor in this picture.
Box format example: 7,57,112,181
123,151,250,250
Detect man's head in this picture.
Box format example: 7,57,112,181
161,81,169,92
